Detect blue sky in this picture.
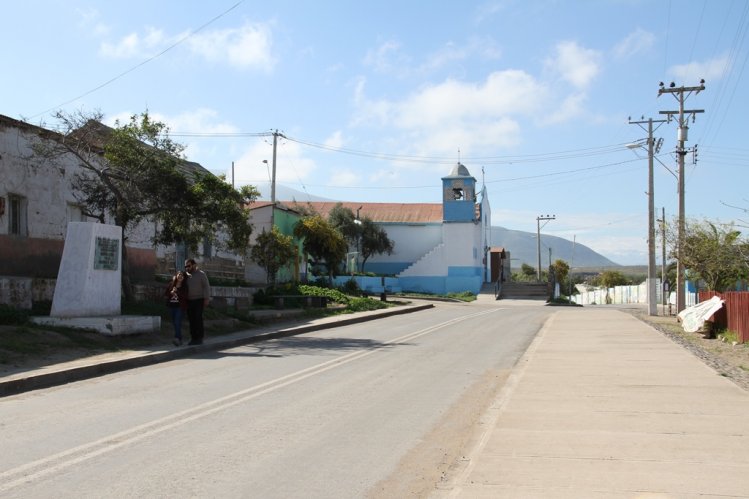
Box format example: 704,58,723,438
4,1,748,265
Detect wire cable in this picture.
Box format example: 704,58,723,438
29,1,247,119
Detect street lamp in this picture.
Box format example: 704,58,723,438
354,206,363,272
536,215,555,281
626,139,657,316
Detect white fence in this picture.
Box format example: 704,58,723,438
572,280,697,307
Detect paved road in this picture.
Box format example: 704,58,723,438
0,300,551,498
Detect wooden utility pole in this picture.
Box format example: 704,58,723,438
658,81,705,313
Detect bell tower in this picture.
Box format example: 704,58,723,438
442,162,476,223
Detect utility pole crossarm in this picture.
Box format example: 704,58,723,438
658,83,706,96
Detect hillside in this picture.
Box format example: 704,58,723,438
489,226,619,271
262,184,620,270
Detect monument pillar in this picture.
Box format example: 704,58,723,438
33,222,160,335
51,222,122,317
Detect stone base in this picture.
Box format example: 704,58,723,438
30,315,161,336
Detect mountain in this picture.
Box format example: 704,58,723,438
253,181,333,203
489,226,619,270
263,183,618,269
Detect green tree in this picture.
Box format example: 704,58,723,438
328,203,360,248
250,226,297,286
595,270,630,288
669,219,748,291
359,218,394,271
551,259,570,286
37,110,255,300
327,204,394,272
293,215,347,281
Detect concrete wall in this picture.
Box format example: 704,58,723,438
362,223,442,275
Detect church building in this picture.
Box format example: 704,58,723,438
291,162,494,295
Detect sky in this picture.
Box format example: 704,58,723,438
3,0,748,265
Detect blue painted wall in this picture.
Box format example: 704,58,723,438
335,265,483,295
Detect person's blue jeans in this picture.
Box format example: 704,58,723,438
169,306,183,340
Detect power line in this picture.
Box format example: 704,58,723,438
283,134,638,165
29,1,246,119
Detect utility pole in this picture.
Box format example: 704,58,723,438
271,130,280,206
659,207,667,312
628,116,667,316
536,215,555,281
658,81,705,313
569,235,576,297
269,129,283,286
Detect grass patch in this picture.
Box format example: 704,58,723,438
446,291,476,302
717,329,739,344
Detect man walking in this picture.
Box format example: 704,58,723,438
185,258,210,345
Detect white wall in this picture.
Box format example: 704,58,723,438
365,223,442,267
0,121,157,248
443,222,482,268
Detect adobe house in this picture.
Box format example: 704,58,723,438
0,114,244,308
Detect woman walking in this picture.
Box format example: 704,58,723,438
164,271,189,346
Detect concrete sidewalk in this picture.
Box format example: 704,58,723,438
435,307,749,498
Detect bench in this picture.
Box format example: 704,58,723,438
272,295,328,309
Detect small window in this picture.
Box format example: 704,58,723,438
8,194,27,236
67,204,88,223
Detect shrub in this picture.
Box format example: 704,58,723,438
346,297,388,312
340,279,362,296
0,304,29,325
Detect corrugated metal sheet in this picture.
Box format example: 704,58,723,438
699,291,749,343
284,201,442,224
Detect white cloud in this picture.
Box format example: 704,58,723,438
395,70,546,128
77,8,110,37
352,69,548,156
545,41,601,89
669,54,729,82
474,1,508,23
420,37,502,72
324,130,344,149
613,28,655,59
188,22,275,70
363,40,409,74
231,138,317,187
98,21,275,71
542,92,587,125
352,78,394,126
99,27,168,59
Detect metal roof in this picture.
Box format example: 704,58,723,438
285,201,443,224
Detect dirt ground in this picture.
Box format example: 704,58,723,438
624,306,749,392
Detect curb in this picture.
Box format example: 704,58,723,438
0,303,434,397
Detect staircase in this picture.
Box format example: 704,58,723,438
398,243,445,277
499,282,549,300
